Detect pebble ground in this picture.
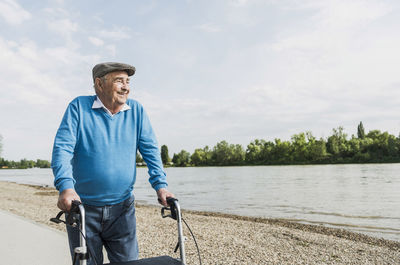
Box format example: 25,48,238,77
0,181,398,264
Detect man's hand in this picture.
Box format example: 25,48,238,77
156,188,175,207
57,188,81,212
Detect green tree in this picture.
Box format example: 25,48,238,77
19,159,30,169
191,147,212,166
245,139,263,164
347,136,361,157
327,127,348,158
172,150,190,167
35,159,51,168
387,135,398,157
271,139,291,163
246,139,276,164
327,135,339,156
366,130,382,140
291,133,307,162
160,145,170,165
357,122,365,139
306,137,327,162
260,140,274,163
366,130,390,158
212,141,245,166
212,141,230,165
359,137,373,154
231,144,245,164
202,146,213,165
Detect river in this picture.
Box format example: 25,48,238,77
0,164,399,242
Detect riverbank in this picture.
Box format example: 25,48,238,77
0,181,399,264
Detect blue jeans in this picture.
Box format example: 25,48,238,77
66,195,139,265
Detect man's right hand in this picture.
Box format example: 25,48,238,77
57,188,81,212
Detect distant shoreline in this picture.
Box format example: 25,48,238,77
2,160,400,170
165,160,400,167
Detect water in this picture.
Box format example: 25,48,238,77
0,164,399,242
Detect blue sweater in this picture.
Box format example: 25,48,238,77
51,96,167,206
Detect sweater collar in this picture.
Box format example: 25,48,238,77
92,96,131,116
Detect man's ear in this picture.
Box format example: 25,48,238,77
95,77,102,89
95,77,104,93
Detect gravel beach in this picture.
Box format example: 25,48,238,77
0,181,399,264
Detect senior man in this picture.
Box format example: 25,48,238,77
51,62,174,265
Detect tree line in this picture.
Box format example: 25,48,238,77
0,158,51,169
157,122,400,167
2,121,400,169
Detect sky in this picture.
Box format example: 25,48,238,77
0,0,400,161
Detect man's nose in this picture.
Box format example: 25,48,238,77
121,82,129,90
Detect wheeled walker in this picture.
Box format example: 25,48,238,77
51,198,189,265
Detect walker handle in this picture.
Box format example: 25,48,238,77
70,200,82,213
160,197,179,220
167,197,178,207
65,200,82,226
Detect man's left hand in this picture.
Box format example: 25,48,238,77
157,188,175,207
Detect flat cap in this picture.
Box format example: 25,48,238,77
92,62,136,82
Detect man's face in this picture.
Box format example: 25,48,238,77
97,71,130,106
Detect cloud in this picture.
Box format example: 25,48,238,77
134,0,400,153
0,38,72,105
273,0,392,49
196,23,222,33
230,0,250,7
0,31,99,159
98,27,132,40
1,0,399,160
306,0,391,29
88,36,104,47
262,0,398,91
0,0,31,25
105,44,116,56
47,18,78,36
42,8,80,48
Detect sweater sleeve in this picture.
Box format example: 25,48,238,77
51,100,79,193
138,108,168,191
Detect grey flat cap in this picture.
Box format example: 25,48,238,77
92,62,136,82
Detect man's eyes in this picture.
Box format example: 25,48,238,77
115,79,130,84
